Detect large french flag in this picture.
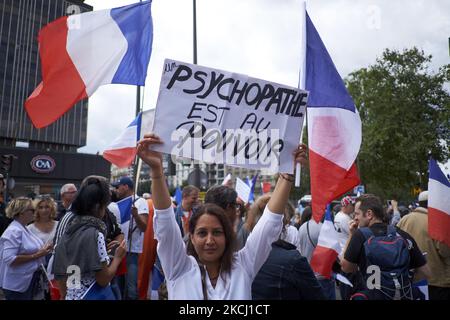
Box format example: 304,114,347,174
428,158,450,247
304,11,361,222
310,205,342,279
25,1,153,129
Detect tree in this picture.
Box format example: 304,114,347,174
346,48,450,200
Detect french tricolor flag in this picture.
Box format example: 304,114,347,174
25,1,153,129
310,205,342,279
428,158,450,247
103,108,154,168
304,11,361,222
103,112,142,168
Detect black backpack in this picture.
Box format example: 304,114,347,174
360,225,413,300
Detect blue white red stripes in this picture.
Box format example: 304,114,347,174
117,195,134,224
428,158,450,247
310,205,342,278
304,11,361,221
103,109,154,168
25,1,153,129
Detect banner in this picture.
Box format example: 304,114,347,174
152,59,307,174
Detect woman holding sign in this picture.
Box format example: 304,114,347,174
137,133,308,299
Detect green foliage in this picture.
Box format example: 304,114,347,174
346,48,450,200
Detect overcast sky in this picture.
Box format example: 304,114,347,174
77,0,450,171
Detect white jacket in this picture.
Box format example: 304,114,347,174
0,220,45,292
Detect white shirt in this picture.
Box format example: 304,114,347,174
154,206,283,300
334,211,352,250
298,220,322,262
27,222,57,246
108,197,149,253
0,220,45,292
281,225,301,251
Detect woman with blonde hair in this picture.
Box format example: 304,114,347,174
0,197,52,300
244,194,300,250
28,196,57,250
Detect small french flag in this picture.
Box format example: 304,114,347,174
310,205,342,279
117,195,133,224
103,112,142,168
103,109,154,168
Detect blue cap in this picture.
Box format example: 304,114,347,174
112,176,134,189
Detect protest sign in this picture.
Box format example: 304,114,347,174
152,59,308,173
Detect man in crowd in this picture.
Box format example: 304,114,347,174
112,177,149,300
56,183,77,221
174,185,199,237
397,191,450,300
341,194,430,300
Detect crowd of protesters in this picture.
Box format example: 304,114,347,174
0,141,448,301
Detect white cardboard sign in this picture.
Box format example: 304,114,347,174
152,59,308,174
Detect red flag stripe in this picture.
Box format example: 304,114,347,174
310,245,338,279
309,149,360,222
103,147,137,168
428,207,450,247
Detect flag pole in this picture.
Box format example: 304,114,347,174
133,0,144,191
295,1,307,187
192,0,201,189
124,1,144,295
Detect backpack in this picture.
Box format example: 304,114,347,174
360,225,413,300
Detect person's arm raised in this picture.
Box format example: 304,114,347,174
137,134,192,281
137,134,172,210
267,144,308,214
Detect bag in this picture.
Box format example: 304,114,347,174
360,225,413,300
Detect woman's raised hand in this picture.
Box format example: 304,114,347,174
292,143,308,168
137,133,164,171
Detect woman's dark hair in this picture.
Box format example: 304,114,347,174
299,206,312,226
205,185,237,210
187,203,236,275
71,175,110,218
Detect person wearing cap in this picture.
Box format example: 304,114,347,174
111,176,149,300
334,196,355,241
333,196,363,300
397,190,450,300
